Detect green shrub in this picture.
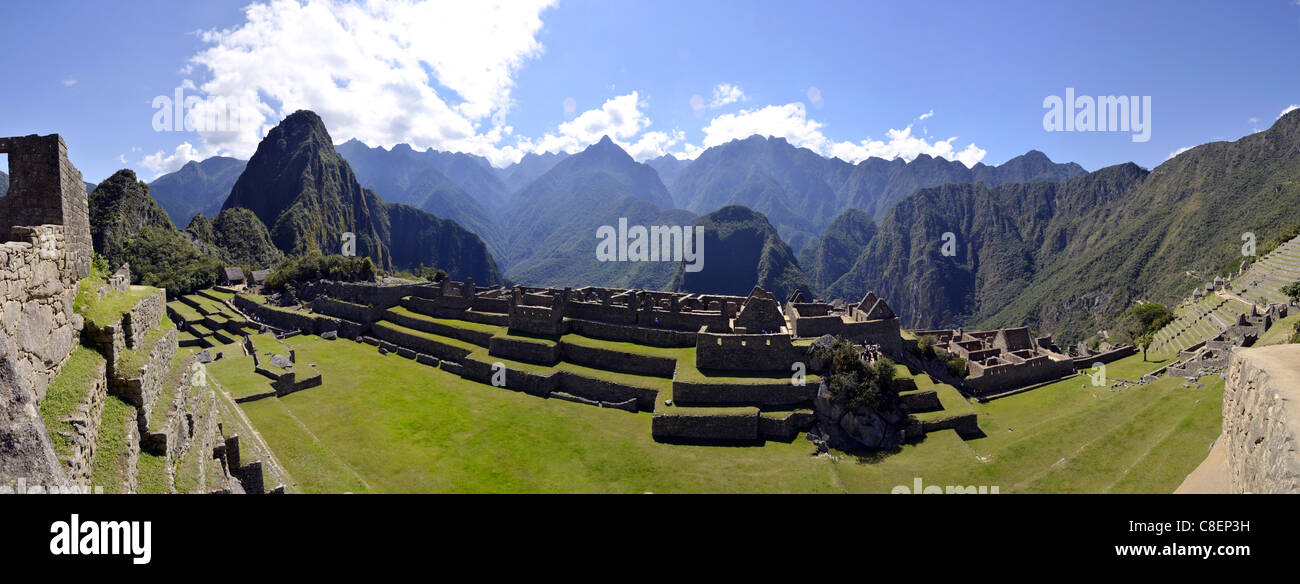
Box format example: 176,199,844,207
945,355,968,379
266,251,377,289
916,335,937,359
116,226,221,298
815,339,900,411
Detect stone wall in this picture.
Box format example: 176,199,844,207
311,296,379,325
123,289,165,350
371,322,474,362
965,354,1074,395
565,318,696,347
0,224,82,401
560,341,676,377
651,407,761,442
110,326,179,410
295,280,438,307
59,357,108,485
0,134,91,279
1222,345,1300,493
695,328,805,372
671,379,814,407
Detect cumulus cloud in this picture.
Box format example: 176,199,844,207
526,92,650,154
709,83,746,108
695,102,986,167
146,0,556,175
140,141,219,175
1279,104,1300,120
1167,145,1194,160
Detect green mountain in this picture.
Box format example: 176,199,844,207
87,169,223,296
88,169,177,264
821,109,1300,342
671,136,1085,253
799,208,876,291
335,139,507,261
222,110,501,284
185,207,283,268
669,205,812,301
501,136,681,284
148,156,246,226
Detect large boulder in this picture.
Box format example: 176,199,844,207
811,379,908,451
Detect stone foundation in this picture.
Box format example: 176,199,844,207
1222,345,1300,493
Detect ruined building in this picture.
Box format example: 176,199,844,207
910,326,1079,396
2,134,257,493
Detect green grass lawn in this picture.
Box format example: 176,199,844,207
40,346,106,457
167,301,203,323
90,395,135,494
204,343,276,400
81,286,159,329
204,335,1219,493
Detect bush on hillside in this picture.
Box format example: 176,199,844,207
265,251,377,289
116,226,221,297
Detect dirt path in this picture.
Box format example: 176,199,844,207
1175,434,1230,493
210,378,299,492
1215,289,1261,312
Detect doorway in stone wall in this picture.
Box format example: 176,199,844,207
1,150,9,197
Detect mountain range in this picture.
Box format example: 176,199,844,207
221,110,501,284
816,109,1300,342
134,108,1300,344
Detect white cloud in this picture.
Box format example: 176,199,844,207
140,141,220,176
709,84,746,108
1167,145,1194,160
563,97,576,117
1279,104,1300,120
918,109,934,121
1247,116,1258,125
700,103,826,149
695,102,987,167
526,92,652,155
61,78,77,87
619,130,686,161
163,0,556,169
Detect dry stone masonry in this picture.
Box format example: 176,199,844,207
1222,345,1300,493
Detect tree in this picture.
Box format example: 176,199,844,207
1136,331,1154,362
1128,303,1174,336
1282,281,1300,306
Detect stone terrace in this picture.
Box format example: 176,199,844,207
222,278,984,445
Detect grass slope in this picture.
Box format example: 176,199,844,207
204,334,1219,493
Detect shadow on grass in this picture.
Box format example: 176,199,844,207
650,436,768,448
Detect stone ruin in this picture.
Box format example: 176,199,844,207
1168,303,1288,378
0,134,93,486
2,134,263,494
911,326,1076,396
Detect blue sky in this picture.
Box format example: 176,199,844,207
2,0,1298,184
